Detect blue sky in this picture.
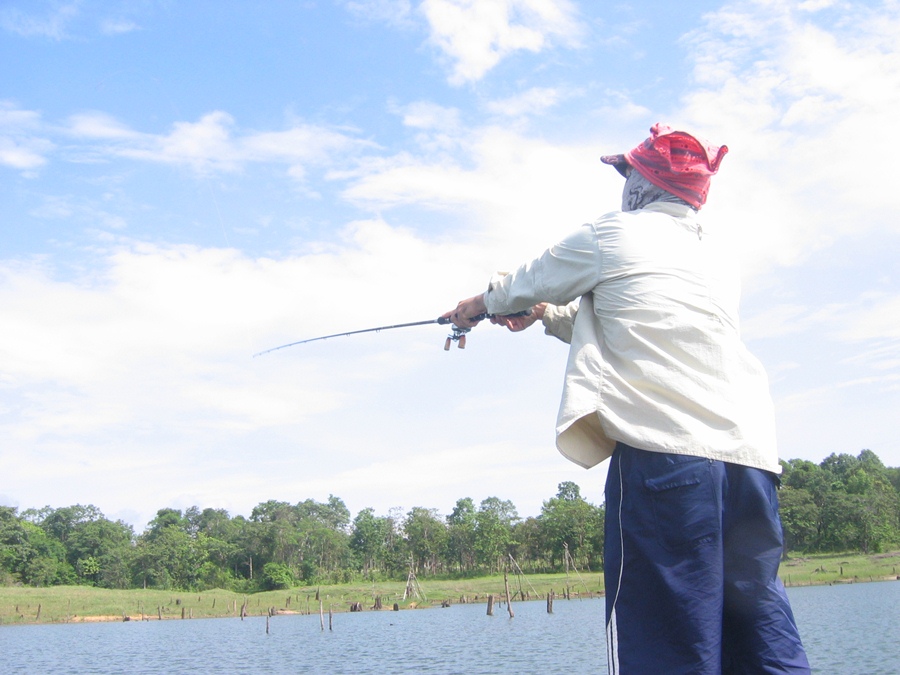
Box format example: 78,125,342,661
2,0,899,531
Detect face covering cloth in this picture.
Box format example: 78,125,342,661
622,169,692,212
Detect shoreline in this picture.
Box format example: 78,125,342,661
2,574,898,628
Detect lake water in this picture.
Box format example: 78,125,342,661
0,582,897,674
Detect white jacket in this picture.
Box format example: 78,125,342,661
483,202,780,473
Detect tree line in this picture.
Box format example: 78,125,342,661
2,450,898,592
778,449,900,554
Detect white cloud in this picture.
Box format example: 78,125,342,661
340,124,615,261
395,100,462,131
17,109,376,183
741,290,900,402
341,0,415,27
0,216,490,441
117,112,243,171
67,111,142,140
420,0,584,84
0,102,42,129
0,137,51,169
99,18,139,35
0,218,584,527
676,0,900,277
0,2,78,40
837,293,900,342
0,102,53,170
485,86,566,117
2,3,145,40
743,290,900,346
27,194,127,229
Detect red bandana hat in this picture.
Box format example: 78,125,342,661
609,123,728,209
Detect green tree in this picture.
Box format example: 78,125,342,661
777,487,819,555
145,508,189,540
0,509,72,586
403,507,448,575
66,517,134,587
781,459,830,506
23,504,103,545
295,496,352,579
446,498,477,573
813,450,900,553
247,497,352,584
539,482,603,570
17,504,134,587
262,561,295,590
351,508,394,577
131,527,210,590
474,497,519,573
512,516,546,572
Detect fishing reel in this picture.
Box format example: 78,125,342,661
443,326,471,350
440,309,531,350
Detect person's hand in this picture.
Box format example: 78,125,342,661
491,303,546,332
441,293,488,329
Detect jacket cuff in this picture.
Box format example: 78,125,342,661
542,301,577,344
483,271,510,314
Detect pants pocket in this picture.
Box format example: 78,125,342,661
643,457,719,552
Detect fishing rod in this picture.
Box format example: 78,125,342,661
252,311,530,357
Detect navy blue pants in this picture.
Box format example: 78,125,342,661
604,444,810,674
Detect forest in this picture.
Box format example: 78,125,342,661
2,450,898,593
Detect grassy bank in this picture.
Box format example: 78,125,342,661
779,550,900,587
2,551,898,626
0,572,596,627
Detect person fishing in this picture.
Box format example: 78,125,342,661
443,123,811,674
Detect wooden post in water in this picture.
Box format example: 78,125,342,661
504,569,515,618
266,614,270,634
329,606,334,631
547,590,554,614
486,594,494,616
319,601,325,631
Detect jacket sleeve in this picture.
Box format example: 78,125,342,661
483,222,603,315
542,300,579,344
